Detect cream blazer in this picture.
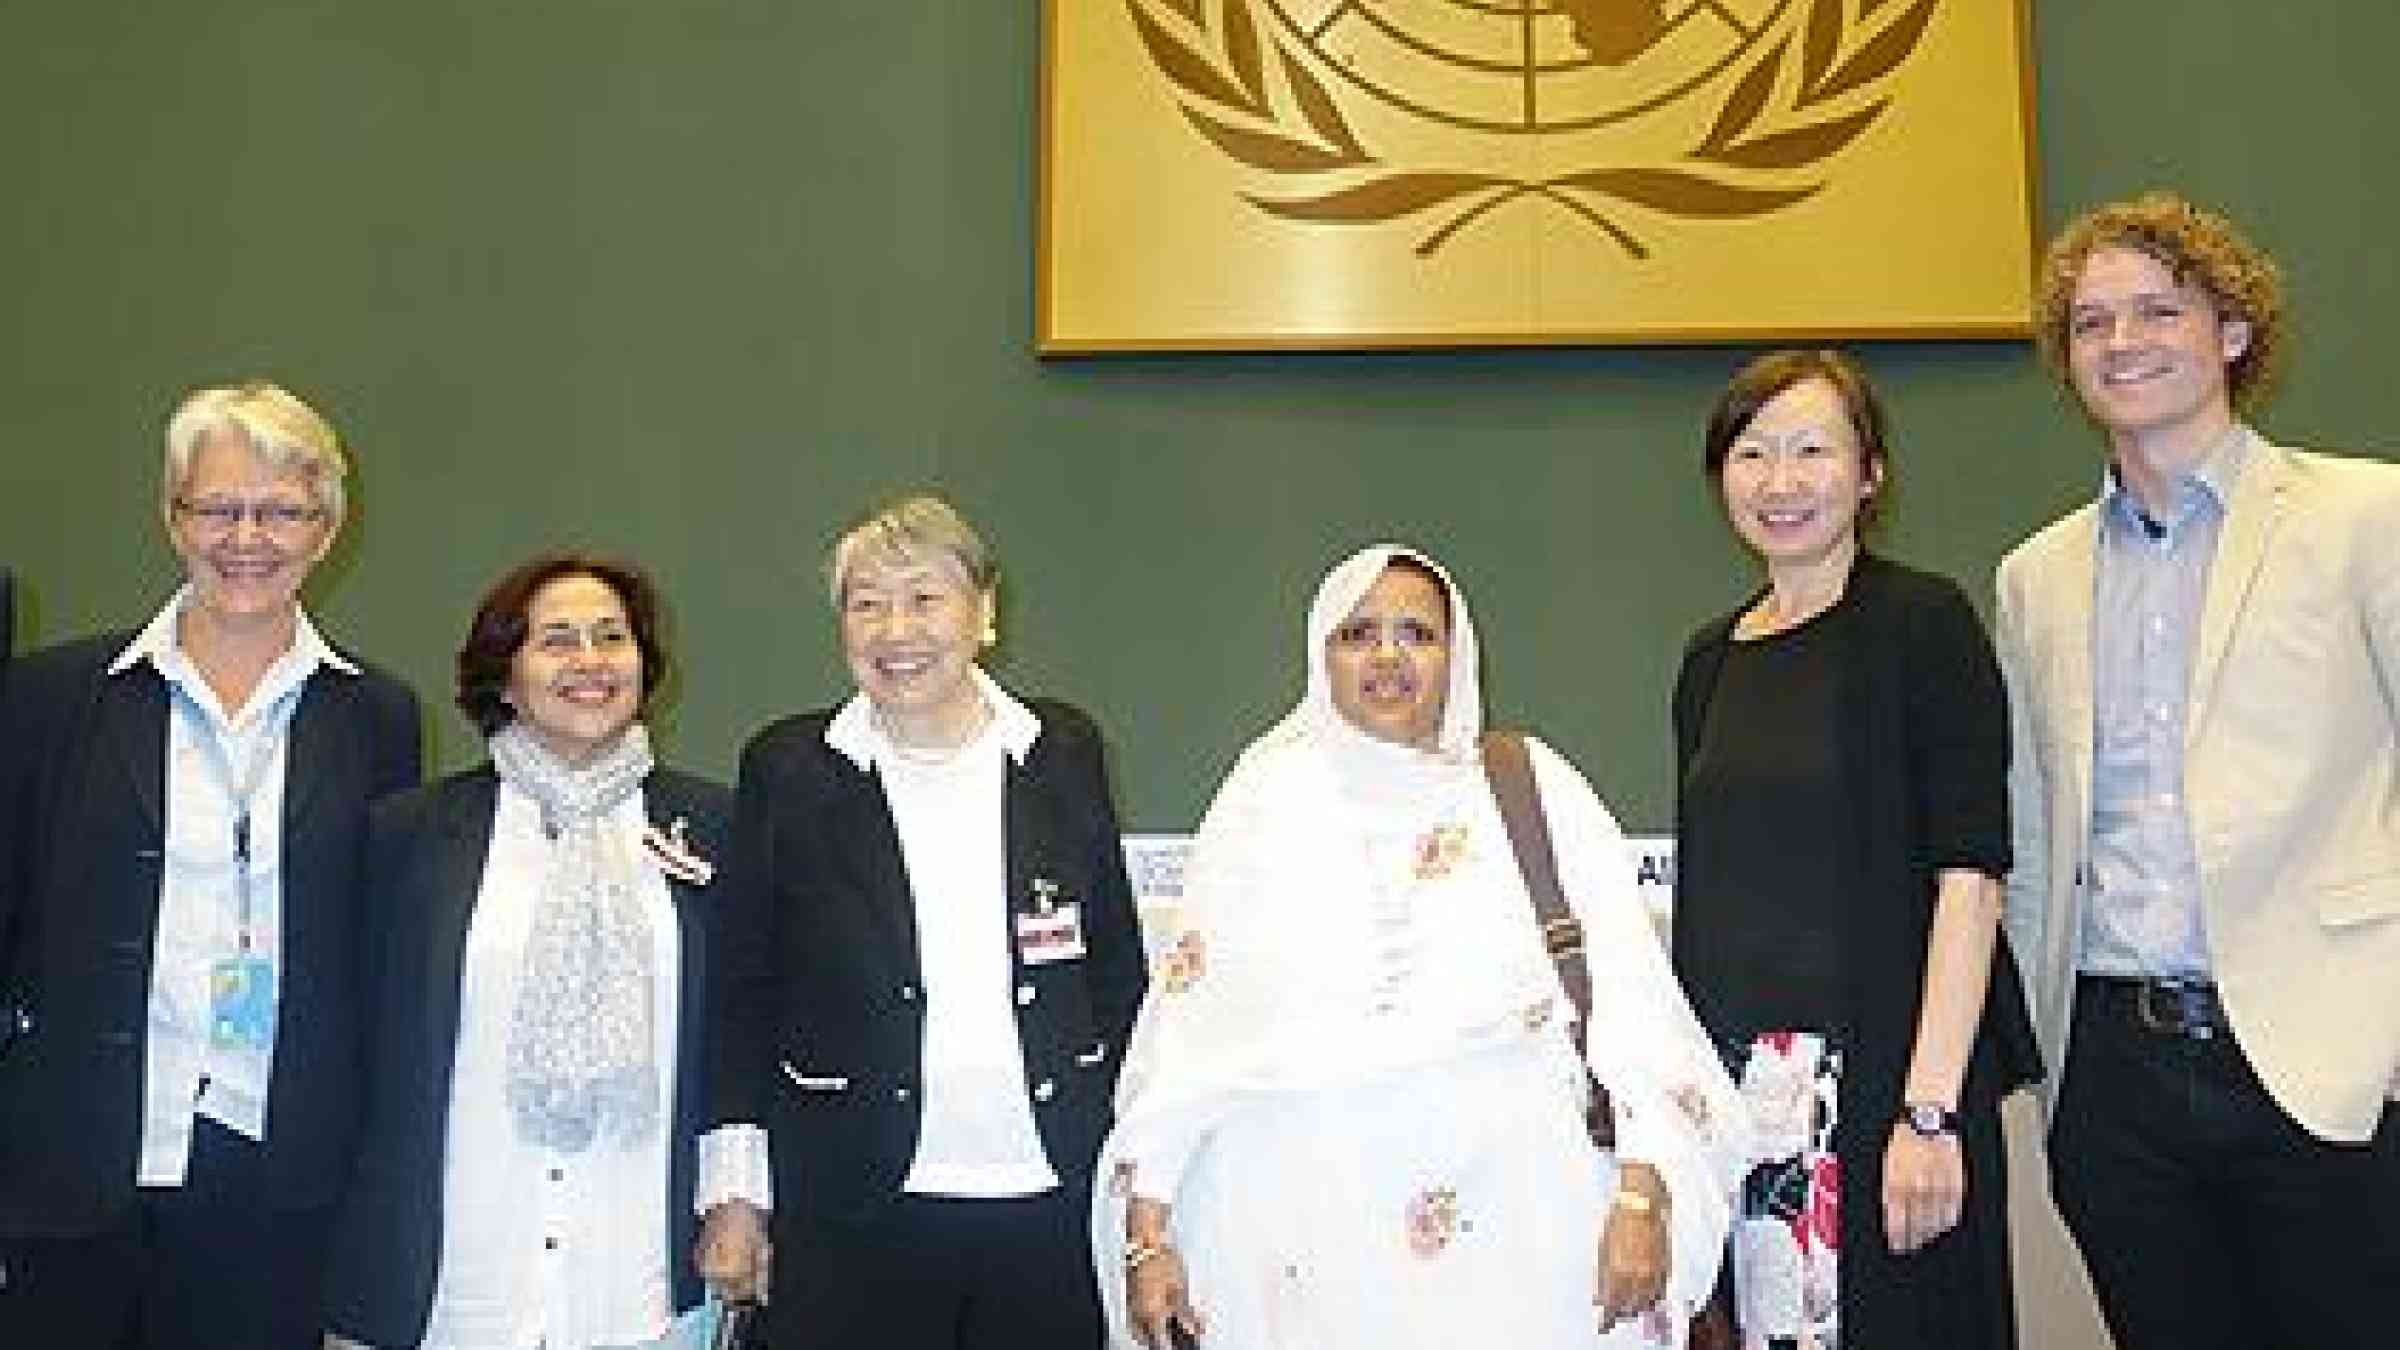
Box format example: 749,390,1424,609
1994,432,2400,1144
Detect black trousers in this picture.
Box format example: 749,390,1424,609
2050,978,2400,1350
769,1185,1104,1350
0,1117,333,1350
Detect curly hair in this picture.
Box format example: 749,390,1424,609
2034,191,2286,410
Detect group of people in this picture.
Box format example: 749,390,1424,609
0,188,2391,1350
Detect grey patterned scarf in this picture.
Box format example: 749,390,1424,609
489,721,660,1151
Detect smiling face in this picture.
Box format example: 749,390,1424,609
2067,245,2248,458
505,572,644,766
166,430,335,632
1716,376,1881,571
839,551,993,738
1324,563,1452,751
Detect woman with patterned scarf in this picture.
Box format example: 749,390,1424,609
323,555,742,1350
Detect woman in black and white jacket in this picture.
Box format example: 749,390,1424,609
702,494,1146,1350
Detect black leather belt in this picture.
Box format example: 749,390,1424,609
2080,975,2227,1040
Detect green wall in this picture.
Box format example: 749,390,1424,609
5,2,2395,831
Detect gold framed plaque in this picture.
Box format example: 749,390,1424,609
1038,0,2037,351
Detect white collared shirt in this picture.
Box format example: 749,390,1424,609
421,780,681,1350
109,588,356,1187
693,671,1055,1212
831,669,1057,1196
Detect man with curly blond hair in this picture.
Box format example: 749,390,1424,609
1994,191,2400,1349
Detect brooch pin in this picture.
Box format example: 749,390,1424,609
641,816,715,886
1030,876,1063,914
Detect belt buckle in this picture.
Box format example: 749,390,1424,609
2133,979,2213,1040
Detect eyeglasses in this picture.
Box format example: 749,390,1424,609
173,497,328,534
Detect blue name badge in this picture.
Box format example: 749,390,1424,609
208,954,277,1051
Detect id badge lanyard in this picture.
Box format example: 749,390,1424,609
177,683,293,1058
191,702,281,957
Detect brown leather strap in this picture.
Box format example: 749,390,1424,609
1480,730,1613,1147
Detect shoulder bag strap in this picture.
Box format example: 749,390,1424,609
1479,730,1613,1147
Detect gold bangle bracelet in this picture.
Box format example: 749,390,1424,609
1612,1187,1658,1215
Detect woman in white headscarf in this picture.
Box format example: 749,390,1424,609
1094,545,1746,1350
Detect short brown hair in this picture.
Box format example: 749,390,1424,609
455,554,671,737
2035,191,2285,410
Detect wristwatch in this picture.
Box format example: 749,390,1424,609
1898,1101,1959,1138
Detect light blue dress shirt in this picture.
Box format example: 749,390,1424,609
2080,426,2259,980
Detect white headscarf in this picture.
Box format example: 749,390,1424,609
1110,545,1513,1118
1259,543,1484,762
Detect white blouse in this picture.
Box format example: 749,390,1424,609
419,782,680,1350
698,673,1067,1215
827,671,1058,1197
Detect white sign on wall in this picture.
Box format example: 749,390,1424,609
1123,833,1676,957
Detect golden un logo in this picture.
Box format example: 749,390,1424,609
1127,0,1940,258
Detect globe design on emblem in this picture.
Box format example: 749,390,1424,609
1128,0,1938,257
1267,0,1789,134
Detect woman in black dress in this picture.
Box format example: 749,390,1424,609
1671,350,2040,1349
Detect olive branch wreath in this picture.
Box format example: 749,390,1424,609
1127,0,1939,259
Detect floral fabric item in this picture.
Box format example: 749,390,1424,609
1727,1029,1841,1350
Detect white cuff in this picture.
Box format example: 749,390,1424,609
694,1123,774,1215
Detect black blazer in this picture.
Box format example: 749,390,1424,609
1671,553,2041,1117
0,630,421,1235
321,764,732,1347
709,697,1147,1223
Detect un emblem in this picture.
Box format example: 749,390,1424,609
1127,0,1940,259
